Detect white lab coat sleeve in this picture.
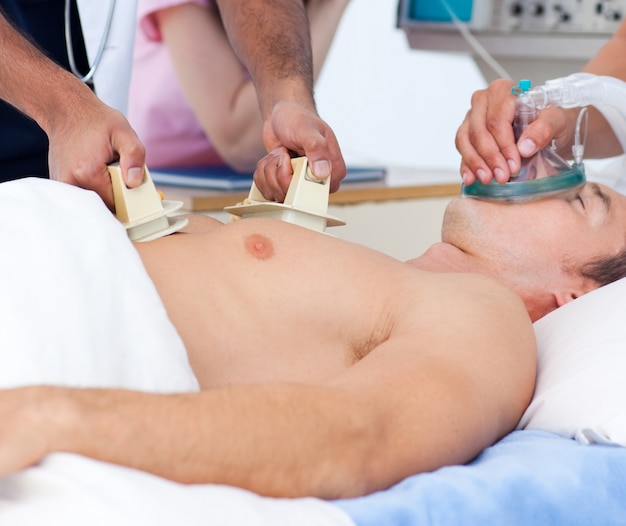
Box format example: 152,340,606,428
76,0,138,115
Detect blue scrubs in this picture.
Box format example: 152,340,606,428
0,0,90,181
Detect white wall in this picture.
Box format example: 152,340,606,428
315,0,487,172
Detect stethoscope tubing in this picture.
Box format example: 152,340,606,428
64,0,117,83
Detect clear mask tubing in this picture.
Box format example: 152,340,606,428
462,78,590,202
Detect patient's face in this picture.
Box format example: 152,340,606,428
442,182,626,282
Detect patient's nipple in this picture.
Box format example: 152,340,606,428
245,233,274,260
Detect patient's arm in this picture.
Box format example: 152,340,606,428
0,276,534,499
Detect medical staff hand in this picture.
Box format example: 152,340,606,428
46,97,146,210
455,79,570,186
253,101,346,202
0,11,146,210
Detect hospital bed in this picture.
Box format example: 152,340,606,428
1,177,626,525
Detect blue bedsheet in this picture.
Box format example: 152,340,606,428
333,430,626,526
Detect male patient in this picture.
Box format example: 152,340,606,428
2,180,626,500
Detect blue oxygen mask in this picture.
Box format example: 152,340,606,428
462,80,586,202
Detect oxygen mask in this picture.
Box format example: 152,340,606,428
462,80,586,202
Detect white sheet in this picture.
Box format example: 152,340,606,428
0,453,352,526
0,179,353,526
0,178,198,391
77,0,137,114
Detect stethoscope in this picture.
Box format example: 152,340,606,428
64,0,117,83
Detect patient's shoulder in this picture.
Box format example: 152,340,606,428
396,270,536,421
398,270,535,365
440,272,532,337
409,270,527,313
450,272,525,309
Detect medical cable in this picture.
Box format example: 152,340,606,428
521,73,626,154
64,0,117,83
438,0,512,80
572,107,588,167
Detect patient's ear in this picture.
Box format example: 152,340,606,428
553,290,578,308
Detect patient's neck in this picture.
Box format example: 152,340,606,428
405,242,483,274
407,243,546,322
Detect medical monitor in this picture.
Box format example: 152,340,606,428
397,0,620,81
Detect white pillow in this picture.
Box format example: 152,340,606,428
518,277,626,446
